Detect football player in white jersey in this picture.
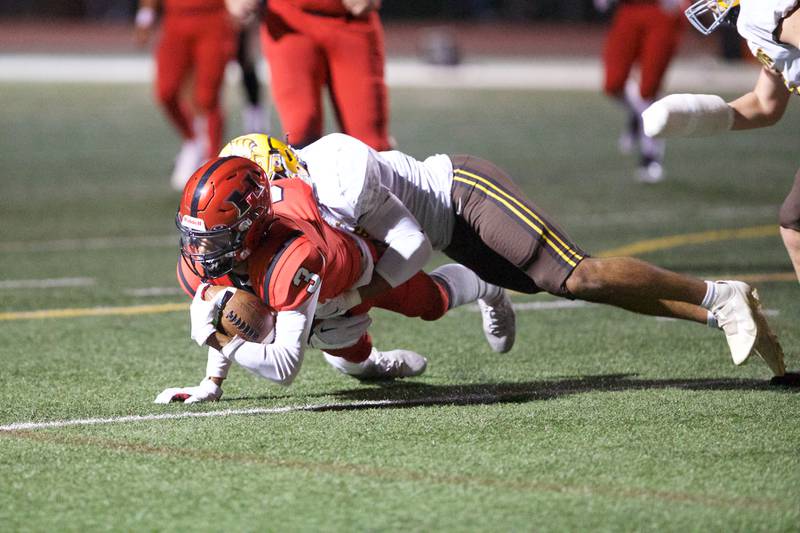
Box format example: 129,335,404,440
644,0,800,285
221,133,787,377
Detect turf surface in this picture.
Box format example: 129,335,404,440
0,82,798,531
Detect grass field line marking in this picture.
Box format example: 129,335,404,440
0,396,505,432
0,302,187,321
597,224,777,257
0,235,175,253
0,277,95,289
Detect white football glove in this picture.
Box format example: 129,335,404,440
153,377,222,404
309,314,372,350
315,289,362,319
190,284,234,347
642,94,734,138
593,0,614,13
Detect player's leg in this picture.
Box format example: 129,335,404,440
156,17,201,190
602,4,643,155
446,155,586,296
155,17,194,139
260,7,325,147
635,7,683,183
778,168,800,282
319,326,427,379
446,155,784,373
192,14,237,158
566,257,785,375
323,13,391,151
236,25,266,132
365,264,515,353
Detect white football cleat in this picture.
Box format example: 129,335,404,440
709,280,785,375
358,348,428,379
636,160,664,184
170,139,205,191
748,288,786,377
323,348,427,380
478,289,516,353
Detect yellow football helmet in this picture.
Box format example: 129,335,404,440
685,0,740,35
220,134,308,181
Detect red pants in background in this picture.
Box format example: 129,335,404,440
602,1,684,100
156,6,237,157
260,0,390,150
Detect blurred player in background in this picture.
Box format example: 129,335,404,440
224,132,786,378
156,156,508,402
643,0,800,282
134,0,238,190
224,0,391,149
236,22,267,133
595,0,686,183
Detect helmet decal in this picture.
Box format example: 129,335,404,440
180,214,206,231
190,156,233,217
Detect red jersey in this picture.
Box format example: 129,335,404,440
162,0,226,13
277,0,349,17
177,178,364,312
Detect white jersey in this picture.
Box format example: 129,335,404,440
738,0,800,93
299,133,456,249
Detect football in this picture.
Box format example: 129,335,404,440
202,285,275,343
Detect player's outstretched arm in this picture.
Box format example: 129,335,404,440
643,68,791,137
642,93,734,138
728,67,791,130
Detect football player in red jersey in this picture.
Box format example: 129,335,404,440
155,156,506,403
224,0,390,149
135,0,238,190
596,0,686,183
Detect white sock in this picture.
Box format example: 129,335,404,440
323,350,372,376
192,115,209,156
430,264,500,309
700,280,716,309
624,79,648,115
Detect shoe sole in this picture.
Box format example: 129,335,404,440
748,289,786,377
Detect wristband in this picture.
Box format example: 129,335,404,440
135,7,156,28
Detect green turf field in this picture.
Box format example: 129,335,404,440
1,82,798,531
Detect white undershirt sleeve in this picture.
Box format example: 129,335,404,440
220,290,319,386
357,186,432,287
206,347,233,379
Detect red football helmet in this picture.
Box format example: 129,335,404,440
176,156,273,279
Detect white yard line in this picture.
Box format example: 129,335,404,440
0,277,95,289
0,395,504,432
0,54,760,92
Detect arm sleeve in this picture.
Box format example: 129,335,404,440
221,289,319,385
206,347,233,379
357,186,432,288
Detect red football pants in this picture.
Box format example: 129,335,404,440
602,3,683,99
155,10,236,156
260,1,390,149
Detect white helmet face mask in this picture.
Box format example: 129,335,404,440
685,0,739,35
